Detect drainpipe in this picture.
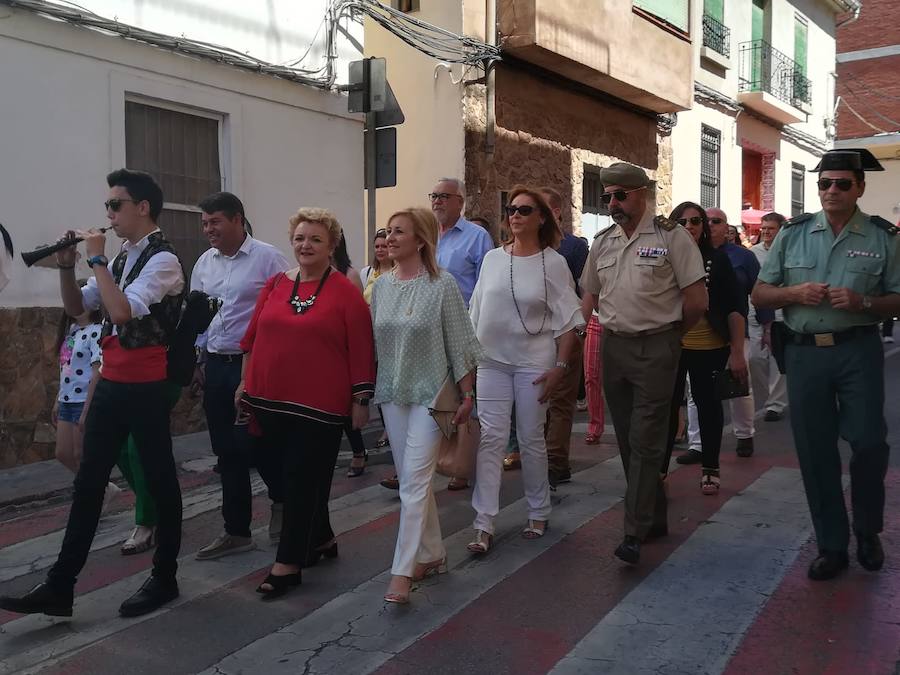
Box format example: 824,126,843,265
485,0,496,158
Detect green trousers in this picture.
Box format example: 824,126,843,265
785,331,889,553
115,382,183,527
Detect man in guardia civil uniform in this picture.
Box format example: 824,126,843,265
753,149,900,581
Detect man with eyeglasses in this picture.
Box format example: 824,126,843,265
748,212,788,422
580,162,707,565
1,169,186,618
431,177,493,491
191,192,291,561
753,149,900,581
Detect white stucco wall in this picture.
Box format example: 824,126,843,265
858,160,900,223
0,8,363,308
363,1,467,239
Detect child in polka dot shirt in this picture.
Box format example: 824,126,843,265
53,310,102,473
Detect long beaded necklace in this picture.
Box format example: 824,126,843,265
509,242,548,336
390,265,427,316
287,266,331,315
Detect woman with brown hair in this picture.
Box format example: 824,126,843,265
370,207,482,604
467,186,583,553
237,208,375,599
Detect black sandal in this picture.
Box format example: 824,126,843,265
347,451,368,477
256,572,301,600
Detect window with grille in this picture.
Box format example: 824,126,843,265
391,0,419,11
700,125,721,209
633,0,690,33
582,167,608,215
791,163,805,217
124,99,224,274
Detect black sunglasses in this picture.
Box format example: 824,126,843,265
505,204,536,217
375,228,387,237
817,178,855,192
600,186,646,205
104,198,141,212
677,216,704,226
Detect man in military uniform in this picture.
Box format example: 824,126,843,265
580,163,707,564
753,149,900,581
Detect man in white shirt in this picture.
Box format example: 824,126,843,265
191,192,292,560
749,212,788,420
1,169,185,618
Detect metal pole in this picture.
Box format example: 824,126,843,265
365,111,378,254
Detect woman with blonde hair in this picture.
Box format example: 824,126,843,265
370,207,482,604
467,186,583,553
238,207,375,599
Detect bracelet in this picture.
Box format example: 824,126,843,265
461,391,475,400
57,264,75,270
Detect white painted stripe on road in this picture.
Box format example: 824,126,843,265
549,467,813,675
0,477,426,675
197,457,631,675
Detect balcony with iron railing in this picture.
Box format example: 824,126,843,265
702,14,730,59
737,40,812,124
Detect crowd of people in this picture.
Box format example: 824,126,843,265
1,148,897,619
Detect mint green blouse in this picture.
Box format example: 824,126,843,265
371,270,483,406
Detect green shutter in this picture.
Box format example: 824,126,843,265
794,17,808,75
751,0,764,42
634,0,690,33
704,0,724,23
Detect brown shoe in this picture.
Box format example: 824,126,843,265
502,452,521,471
380,474,400,490
447,477,470,491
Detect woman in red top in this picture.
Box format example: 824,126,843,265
237,208,375,600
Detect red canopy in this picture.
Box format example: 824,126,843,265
740,208,769,227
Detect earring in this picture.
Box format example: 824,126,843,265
417,245,423,252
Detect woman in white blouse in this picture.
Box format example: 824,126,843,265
467,185,584,553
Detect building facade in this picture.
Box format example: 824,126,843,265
0,0,363,467
670,0,860,239
834,0,900,222
367,0,694,241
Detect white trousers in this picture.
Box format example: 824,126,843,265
381,403,445,577
472,360,551,534
686,340,755,446
748,320,788,413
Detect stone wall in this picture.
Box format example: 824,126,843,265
0,307,206,469
462,63,667,233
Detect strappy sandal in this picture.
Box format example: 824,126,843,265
121,526,156,556
701,469,720,496
521,519,549,539
256,571,301,600
347,451,367,477
412,556,448,582
374,437,390,449
584,433,601,445
383,576,412,604
466,529,493,554
503,452,521,471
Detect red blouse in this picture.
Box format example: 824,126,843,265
239,271,375,424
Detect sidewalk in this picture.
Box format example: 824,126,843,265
0,422,393,509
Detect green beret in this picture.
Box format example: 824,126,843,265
599,162,652,189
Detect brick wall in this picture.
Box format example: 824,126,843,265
836,0,900,54
0,307,206,469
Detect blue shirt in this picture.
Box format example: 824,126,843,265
557,233,589,296
720,242,769,325
436,217,494,307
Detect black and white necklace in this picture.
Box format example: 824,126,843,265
288,267,331,315
509,242,549,336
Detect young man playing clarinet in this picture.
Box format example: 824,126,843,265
1,169,185,618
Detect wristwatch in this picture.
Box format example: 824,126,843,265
555,360,570,371
354,397,370,406
86,254,109,268
861,295,872,310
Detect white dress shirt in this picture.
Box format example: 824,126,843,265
191,235,291,354
81,229,185,332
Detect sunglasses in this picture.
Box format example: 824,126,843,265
600,186,646,205
104,198,141,212
505,204,536,217
817,178,855,192
709,217,725,225
375,228,387,237
677,216,704,226
428,192,460,202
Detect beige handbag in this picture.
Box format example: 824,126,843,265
429,373,480,479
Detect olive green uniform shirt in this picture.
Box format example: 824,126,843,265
758,208,900,334
580,213,706,333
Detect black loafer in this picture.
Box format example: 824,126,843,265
119,575,179,617
763,410,783,422
614,535,641,565
676,450,702,465
0,582,73,617
548,467,572,488
735,438,755,458
807,551,849,581
857,534,885,571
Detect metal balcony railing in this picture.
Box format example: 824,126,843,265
738,40,812,107
702,14,730,58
